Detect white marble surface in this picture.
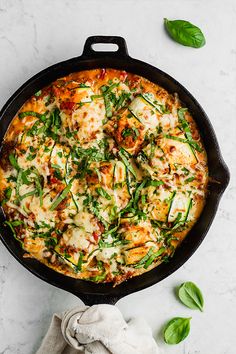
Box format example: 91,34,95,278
0,0,235,353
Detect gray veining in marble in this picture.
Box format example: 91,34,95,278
0,0,235,353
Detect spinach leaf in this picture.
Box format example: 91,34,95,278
164,18,206,48
178,281,204,311
164,317,191,344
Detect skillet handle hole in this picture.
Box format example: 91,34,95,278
82,36,129,58
91,43,119,52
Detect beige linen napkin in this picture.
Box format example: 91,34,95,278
36,304,159,354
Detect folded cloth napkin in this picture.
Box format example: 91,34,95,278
36,304,159,354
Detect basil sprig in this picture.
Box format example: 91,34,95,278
50,182,72,211
178,281,204,311
9,153,20,170
164,317,191,344
164,18,206,48
96,187,111,200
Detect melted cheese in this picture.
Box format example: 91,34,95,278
0,68,208,285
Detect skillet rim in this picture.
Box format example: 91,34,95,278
0,36,230,304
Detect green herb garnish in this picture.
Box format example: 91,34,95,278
118,149,137,178
164,317,191,344
96,187,111,200
50,182,72,211
164,18,206,48
9,153,20,170
178,281,204,311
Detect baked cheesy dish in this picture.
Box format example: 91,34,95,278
0,69,208,285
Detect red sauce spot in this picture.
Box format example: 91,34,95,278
60,101,76,111
99,68,106,80
53,86,61,97
98,222,105,234
50,177,59,184
120,71,128,82
92,232,99,242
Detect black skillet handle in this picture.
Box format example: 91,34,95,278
82,36,129,58
77,293,121,307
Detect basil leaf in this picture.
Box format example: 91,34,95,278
96,187,111,200
35,90,42,97
18,111,44,119
145,179,164,187
9,153,20,170
164,317,191,344
144,246,165,269
134,247,154,268
118,149,137,178
4,220,24,248
177,108,192,141
133,179,148,207
79,83,90,88
50,183,72,211
164,18,206,48
164,134,202,152
18,189,38,201
76,252,84,272
178,281,204,311
4,187,12,201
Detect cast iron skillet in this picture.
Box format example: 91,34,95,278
0,36,230,306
